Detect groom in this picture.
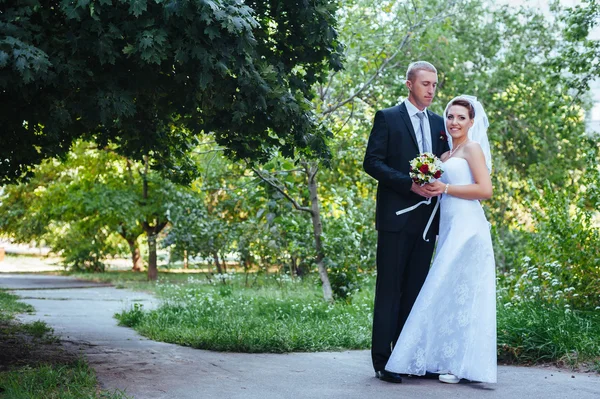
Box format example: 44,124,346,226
363,61,449,383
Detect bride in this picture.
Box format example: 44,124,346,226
384,96,497,384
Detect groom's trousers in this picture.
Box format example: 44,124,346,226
371,229,436,372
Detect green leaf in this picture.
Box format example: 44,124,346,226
129,0,148,17
122,44,136,55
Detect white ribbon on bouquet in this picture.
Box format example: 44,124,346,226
396,196,440,242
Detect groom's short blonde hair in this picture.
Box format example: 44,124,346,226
406,61,437,82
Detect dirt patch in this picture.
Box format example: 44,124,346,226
0,321,79,372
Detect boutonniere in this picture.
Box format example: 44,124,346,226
440,130,448,141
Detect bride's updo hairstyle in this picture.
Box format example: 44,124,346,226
447,98,475,119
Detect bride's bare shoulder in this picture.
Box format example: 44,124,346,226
463,141,488,169
440,150,451,162
464,141,483,152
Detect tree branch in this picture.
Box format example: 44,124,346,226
320,69,339,102
320,33,412,115
330,99,356,135
320,8,456,116
193,148,225,155
309,164,319,183
252,167,313,214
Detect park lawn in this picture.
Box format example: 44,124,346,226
67,270,202,292
109,270,600,370
0,290,130,399
115,272,373,352
497,301,600,370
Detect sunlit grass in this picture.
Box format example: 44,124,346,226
67,270,201,291
116,273,373,352
498,301,600,365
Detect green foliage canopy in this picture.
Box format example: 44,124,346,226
553,0,600,96
0,0,343,184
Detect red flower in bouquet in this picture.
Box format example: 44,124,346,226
409,152,444,185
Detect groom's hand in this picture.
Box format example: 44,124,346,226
411,182,434,198
423,181,445,196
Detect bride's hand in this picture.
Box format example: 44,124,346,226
423,180,446,196
411,182,434,198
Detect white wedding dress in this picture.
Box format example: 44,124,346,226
385,157,497,383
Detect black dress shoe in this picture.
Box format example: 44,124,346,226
375,370,403,383
421,371,440,379
400,371,439,379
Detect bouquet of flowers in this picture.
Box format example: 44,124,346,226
409,152,444,185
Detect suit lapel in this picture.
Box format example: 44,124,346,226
399,103,419,150
428,110,446,156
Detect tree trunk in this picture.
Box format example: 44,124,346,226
118,230,144,272
140,155,167,281
143,224,166,280
220,252,227,272
128,239,143,272
252,162,333,301
147,233,158,281
183,249,189,269
213,252,224,274
290,256,297,277
305,164,333,302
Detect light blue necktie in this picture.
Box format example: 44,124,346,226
416,111,430,153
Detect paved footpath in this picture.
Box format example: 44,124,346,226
1,273,599,399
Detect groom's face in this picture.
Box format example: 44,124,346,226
406,70,438,110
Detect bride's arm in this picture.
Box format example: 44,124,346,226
425,143,492,200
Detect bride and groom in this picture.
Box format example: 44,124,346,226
363,61,496,384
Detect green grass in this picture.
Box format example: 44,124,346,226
66,270,196,291
0,360,129,399
116,273,373,352
21,320,58,341
498,301,600,366
0,290,56,345
0,290,130,399
0,290,34,322
64,268,600,368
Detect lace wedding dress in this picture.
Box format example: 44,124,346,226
385,157,497,383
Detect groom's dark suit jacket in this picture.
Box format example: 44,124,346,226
363,102,448,236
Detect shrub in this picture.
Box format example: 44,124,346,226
521,180,600,309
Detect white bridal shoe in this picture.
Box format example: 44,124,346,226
439,373,460,384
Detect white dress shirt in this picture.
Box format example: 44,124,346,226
404,99,432,153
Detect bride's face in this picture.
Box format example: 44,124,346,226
446,105,474,140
